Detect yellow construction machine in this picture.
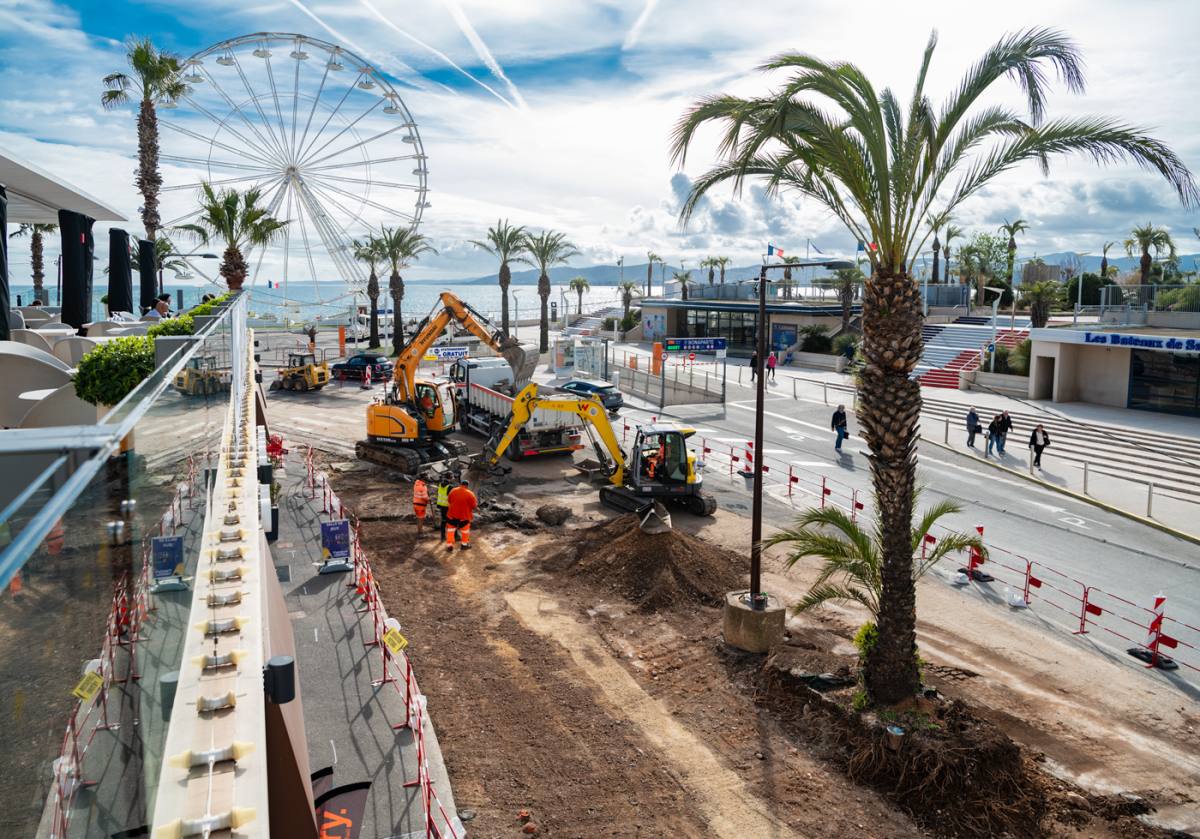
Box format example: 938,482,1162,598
481,383,717,518
172,355,230,396
357,292,536,473
270,352,330,392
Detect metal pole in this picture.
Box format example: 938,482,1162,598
659,352,666,410
1083,462,1089,494
721,354,727,403
823,382,828,405
943,417,949,444
750,266,768,608
1074,269,1083,326
1147,482,1154,518
990,299,999,373
792,378,797,400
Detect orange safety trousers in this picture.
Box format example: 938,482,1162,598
445,519,471,546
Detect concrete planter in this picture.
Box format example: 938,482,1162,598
960,369,1030,397
787,351,848,373
154,335,200,370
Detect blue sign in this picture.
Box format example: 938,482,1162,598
152,536,185,580
321,520,351,561
663,337,727,353
987,343,995,353
433,346,468,359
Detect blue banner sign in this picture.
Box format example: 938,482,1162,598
1084,332,1200,352
663,337,727,353
433,346,469,359
152,535,185,580
321,520,351,560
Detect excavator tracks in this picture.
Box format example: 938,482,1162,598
354,438,471,475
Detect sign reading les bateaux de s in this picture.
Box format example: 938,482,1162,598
1084,332,1200,352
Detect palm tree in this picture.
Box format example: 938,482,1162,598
831,267,865,333
1021,279,1062,328
781,255,802,299
941,224,963,283
764,500,985,638
568,275,590,314
101,37,187,241
522,231,579,352
714,255,731,284
378,227,437,354
353,236,384,349
470,219,526,338
702,256,717,285
927,212,949,285
998,218,1029,285
1124,223,1176,284
674,270,695,301
176,183,287,291
10,223,57,301
1099,240,1115,280
645,251,662,296
618,280,640,336
671,29,1195,705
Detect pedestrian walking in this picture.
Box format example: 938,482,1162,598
411,478,429,535
986,414,1002,457
749,350,758,381
998,411,1013,455
445,478,478,551
767,351,778,382
831,404,848,452
436,477,451,541
1028,424,1050,468
966,407,980,448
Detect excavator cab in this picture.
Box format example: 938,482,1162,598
632,428,694,486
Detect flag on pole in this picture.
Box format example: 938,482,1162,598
856,241,865,252
808,240,825,255
856,241,878,253
767,243,785,257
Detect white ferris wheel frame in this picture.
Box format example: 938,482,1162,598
159,31,430,304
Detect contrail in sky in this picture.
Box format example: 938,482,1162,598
623,0,660,50
358,0,517,109
436,0,528,110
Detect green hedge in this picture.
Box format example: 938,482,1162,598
74,336,157,406
189,292,233,318
146,313,195,338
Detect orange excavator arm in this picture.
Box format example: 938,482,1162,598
392,292,533,403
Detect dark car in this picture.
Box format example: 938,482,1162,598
559,379,624,412
331,353,393,381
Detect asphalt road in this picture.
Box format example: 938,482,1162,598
614,375,1200,686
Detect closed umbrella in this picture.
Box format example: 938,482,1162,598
107,228,133,315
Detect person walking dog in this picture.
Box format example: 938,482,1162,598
966,407,980,449
1029,424,1051,469
445,478,478,551
831,404,848,452
411,478,429,534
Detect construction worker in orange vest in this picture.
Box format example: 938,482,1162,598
445,478,478,551
411,478,429,534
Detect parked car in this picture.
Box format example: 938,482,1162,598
331,353,393,381
558,379,624,413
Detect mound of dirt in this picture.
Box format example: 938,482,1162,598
547,515,744,611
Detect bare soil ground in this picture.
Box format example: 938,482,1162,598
326,454,1200,839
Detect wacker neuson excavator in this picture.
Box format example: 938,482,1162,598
480,383,717,519
356,292,536,474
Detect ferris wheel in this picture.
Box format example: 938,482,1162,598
158,32,429,306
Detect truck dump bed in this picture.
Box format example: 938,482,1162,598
466,382,582,431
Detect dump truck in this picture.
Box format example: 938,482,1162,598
449,358,583,459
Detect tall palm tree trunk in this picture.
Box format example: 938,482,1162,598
368,295,380,349
499,261,511,337
1100,254,1108,278
391,272,405,355
840,282,853,333
646,264,653,296
1140,249,1151,283
576,290,583,314
538,273,550,353
943,250,951,283
930,242,939,287
137,99,162,240
857,269,924,705
31,230,45,300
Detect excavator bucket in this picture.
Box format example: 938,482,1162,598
638,501,673,534
500,342,539,389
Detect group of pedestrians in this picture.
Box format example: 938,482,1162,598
749,351,779,382
965,407,1051,469
411,474,478,550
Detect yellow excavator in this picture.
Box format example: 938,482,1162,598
356,291,537,473
480,383,717,518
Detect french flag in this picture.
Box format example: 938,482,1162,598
767,243,785,257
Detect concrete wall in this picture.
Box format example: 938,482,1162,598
786,351,848,372
1029,340,1130,406
961,370,1030,397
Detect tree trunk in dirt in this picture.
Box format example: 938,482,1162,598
856,268,923,706
136,99,162,240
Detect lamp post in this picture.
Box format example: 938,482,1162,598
159,251,219,296
983,285,1005,372
511,290,520,337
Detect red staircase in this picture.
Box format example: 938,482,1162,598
917,328,1029,389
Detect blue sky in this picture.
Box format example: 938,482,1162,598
2,0,1198,286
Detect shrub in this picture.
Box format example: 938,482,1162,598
832,333,859,358
1008,339,1032,376
798,324,832,353
189,292,232,318
602,316,617,330
147,314,195,338
852,621,878,664
74,336,156,406
620,312,638,332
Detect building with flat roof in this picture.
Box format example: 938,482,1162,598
1029,325,1200,417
